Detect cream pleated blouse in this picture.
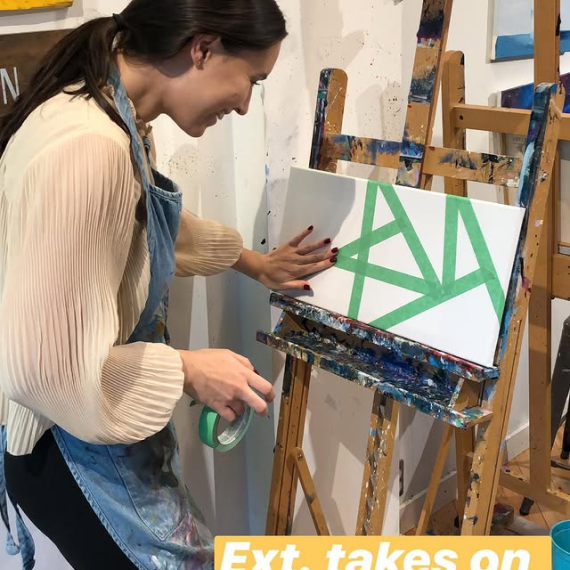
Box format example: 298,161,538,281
0,88,243,456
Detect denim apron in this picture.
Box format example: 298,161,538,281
0,66,214,570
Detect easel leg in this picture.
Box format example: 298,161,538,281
528,180,554,496
266,355,312,535
356,393,399,535
455,427,474,524
462,322,525,535
416,424,454,535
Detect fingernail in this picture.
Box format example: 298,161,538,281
304,285,311,291
331,247,339,254
324,238,331,245
308,225,314,231
331,256,338,263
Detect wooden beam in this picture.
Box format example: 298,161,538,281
356,394,399,535
452,105,570,141
290,448,330,536
416,424,454,535
452,105,530,136
528,0,560,501
423,148,521,187
310,69,347,172
528,188,555,493
266,357,312,535
324,133,522,186
500,471,570,516
442,50,467,197
325,135,400,169
452,380,479,526
396,0,454,188
534,0,560,86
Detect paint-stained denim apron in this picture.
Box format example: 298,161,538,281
0,66,214,570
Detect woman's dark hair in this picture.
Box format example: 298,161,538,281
0,0,287,156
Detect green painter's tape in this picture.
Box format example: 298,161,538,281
198,406,253,452
338,182,507,331
346,181,377,320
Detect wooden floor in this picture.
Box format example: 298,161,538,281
408,426,570,535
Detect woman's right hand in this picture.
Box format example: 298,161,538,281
178,349,275,422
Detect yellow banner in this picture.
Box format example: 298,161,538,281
215,537,551,570
0,0,72,10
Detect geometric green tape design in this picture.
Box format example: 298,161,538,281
336,180,505,330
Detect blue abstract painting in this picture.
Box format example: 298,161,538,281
491,0,570,61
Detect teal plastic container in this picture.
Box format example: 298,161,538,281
552,520,570,569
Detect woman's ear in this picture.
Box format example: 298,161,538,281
189,34,221,69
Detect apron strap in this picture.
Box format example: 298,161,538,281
107,64,154,193
0,427,36,570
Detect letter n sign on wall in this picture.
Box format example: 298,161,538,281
0,29,70,120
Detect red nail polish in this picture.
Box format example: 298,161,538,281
324,238,331,245
304,285,311,291
308,225,314,231
331,256,338,263
331,247,339,254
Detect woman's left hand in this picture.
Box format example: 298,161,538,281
233,226,338,292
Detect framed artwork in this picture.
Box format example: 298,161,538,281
490,0,570,61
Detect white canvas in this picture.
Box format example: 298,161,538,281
278,167,526,367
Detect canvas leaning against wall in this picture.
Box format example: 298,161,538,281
279,167,525,368
490,0,570,61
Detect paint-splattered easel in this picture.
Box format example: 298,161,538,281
440,0,570,525
258,0,563,536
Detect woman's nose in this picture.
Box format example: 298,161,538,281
235,88,253,116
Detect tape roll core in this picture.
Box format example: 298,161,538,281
198,406,253,452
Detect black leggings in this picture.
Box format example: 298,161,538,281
4,430,137,570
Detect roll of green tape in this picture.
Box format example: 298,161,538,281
198,405,253,452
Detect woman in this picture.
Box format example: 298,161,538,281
0,1,335,569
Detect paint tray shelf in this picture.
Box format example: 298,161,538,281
257,293,495,429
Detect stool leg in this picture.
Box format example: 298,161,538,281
550,317,570,449
561,409,570,460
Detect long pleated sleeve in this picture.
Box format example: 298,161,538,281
143,130,244,278
0,131,185,451
175,210,243,277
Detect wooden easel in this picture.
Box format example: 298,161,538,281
258,0,564,536
440,0,570,522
